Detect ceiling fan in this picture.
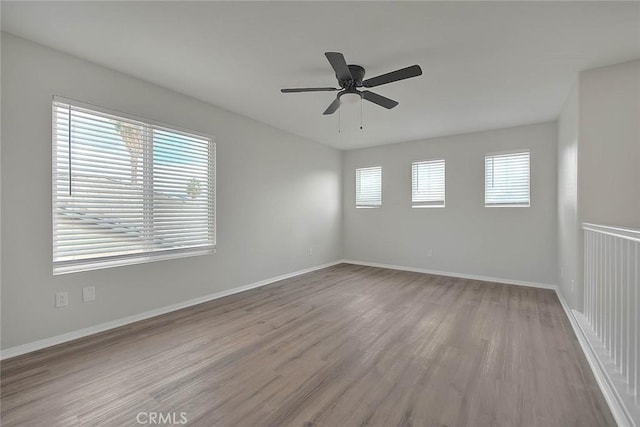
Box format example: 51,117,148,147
281,52,422,115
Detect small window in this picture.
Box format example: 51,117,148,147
52,98,215,274
412,159,445,208
355,166,382,208
485,151,530,207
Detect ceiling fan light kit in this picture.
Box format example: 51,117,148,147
281,52,422,121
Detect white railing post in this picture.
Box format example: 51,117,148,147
582,223,640,421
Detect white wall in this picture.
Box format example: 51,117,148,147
342,122,558,285
579,60,640,228
557,83,581,309
556,59,640,311
0,34,342,350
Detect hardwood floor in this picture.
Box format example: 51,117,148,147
1,264,614,426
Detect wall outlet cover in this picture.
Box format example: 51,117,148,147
83,286,96,303
55,292,68,308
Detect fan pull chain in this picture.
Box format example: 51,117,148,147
338,106,341,134
360,97,364,130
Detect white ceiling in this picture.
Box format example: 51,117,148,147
2,2,639,149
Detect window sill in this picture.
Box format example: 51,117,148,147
53,246,215,275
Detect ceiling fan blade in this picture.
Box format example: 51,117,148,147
361,91,399,109
281,87,338,93
363,65,422,88
323,97,342,115
325,52,353,82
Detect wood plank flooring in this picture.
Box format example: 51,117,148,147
1,264,614,426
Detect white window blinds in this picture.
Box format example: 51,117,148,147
52,98,215,274
485,151,530,207
412,159,445,207
355,166,382,208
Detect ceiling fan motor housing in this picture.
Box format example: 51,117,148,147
341,65,365,88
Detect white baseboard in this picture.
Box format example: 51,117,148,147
340,259,557,290
0,261,343,360
555,289,636,427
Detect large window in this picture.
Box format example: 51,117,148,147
52,98,215,274
355,166,382,208
412,159,445,208
484,151,530,207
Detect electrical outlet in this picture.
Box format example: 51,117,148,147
55,292,68,308
83,286,96,303
309,248,313,256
